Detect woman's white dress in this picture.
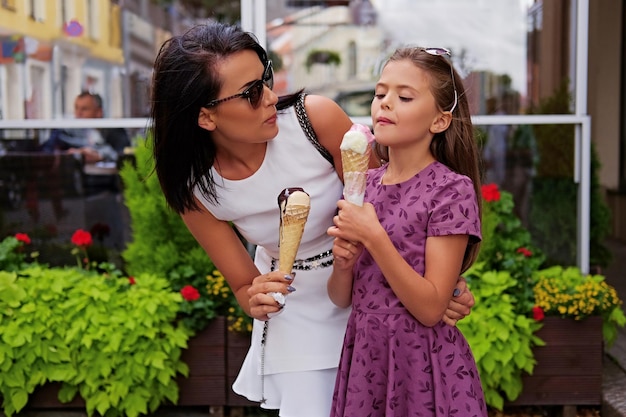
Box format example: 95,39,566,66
194,104,349,417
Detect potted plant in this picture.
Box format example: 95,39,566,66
305,48,342,72
458,184,626,410
118,137,254,406
0,233,191,417
507,264,626,406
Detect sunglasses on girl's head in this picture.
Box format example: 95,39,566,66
205,60,274,109
422,48,458,114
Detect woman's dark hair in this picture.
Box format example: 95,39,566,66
374,47,482,272
151,22,301,213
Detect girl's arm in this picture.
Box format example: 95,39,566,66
326,235,363,308
182,200,293,321
330,200,468,327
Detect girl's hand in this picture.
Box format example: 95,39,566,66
329,235,363,271
329,200,382,246
442,276,475,326
247,271,295,321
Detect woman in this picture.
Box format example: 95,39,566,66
151,22,475,417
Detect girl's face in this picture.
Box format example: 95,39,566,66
199,50,279,146
371,59,445,149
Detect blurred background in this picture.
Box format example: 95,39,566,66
0,0,624,273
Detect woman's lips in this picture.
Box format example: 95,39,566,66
266,113,277,124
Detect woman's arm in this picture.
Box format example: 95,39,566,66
181,200,293,320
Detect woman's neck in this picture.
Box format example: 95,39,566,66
214,142,267,180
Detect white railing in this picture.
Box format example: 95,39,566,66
0,113,591,273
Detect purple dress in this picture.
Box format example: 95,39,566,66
330,161,487,417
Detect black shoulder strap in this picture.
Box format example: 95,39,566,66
294,93,334,166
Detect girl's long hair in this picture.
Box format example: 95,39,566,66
375,47,482,272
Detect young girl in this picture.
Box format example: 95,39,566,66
327,47,487,416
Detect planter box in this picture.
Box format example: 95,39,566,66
506,316,603,406
27,317,255,409
177,316,254,406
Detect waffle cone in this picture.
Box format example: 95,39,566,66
278,205,310,273
342,148,370,206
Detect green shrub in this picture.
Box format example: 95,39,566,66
0,265,191,417
459,263,543,411
119,137,251,333
463,183,623,410
0,235,32,271
527,80,612,268
478,184,545,314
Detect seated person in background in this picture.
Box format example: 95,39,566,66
41,91,130,164
41,91,130,196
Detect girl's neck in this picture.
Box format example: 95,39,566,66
382,148,436,185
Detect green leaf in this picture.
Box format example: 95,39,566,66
48,364,77,382
94,390,111,416
58,383,78,403
6,367,25,388
121,391,149,417
10,387,29,413
108,381,129,406
482,354,496,373
2,327,27,348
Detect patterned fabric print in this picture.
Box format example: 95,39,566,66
330,161,487,417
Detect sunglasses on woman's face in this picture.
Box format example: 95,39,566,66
422,48,458,114
205,60,274,109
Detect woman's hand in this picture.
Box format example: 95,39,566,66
247,271,296,321
442,276,475,326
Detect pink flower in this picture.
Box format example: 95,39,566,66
180,285,200,301
481,183,501,202
15,233,31,245
532,305,545,321
517,247,533,257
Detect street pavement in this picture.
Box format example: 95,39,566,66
602,238,626,417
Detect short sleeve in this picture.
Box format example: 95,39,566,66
427,174,481,243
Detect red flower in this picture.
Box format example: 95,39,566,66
15,233,31,245
481,183,501,202
180,285,201,301
516,247,532,257
71,229,93,248
532,305,545,321
128,276,136,285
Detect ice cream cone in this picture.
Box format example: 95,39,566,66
341,130,372,206
277,188,311,273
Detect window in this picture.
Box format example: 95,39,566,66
86,0,99,40
26,0,45,22
1,0,16,11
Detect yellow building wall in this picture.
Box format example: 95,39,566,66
0,1,123,64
